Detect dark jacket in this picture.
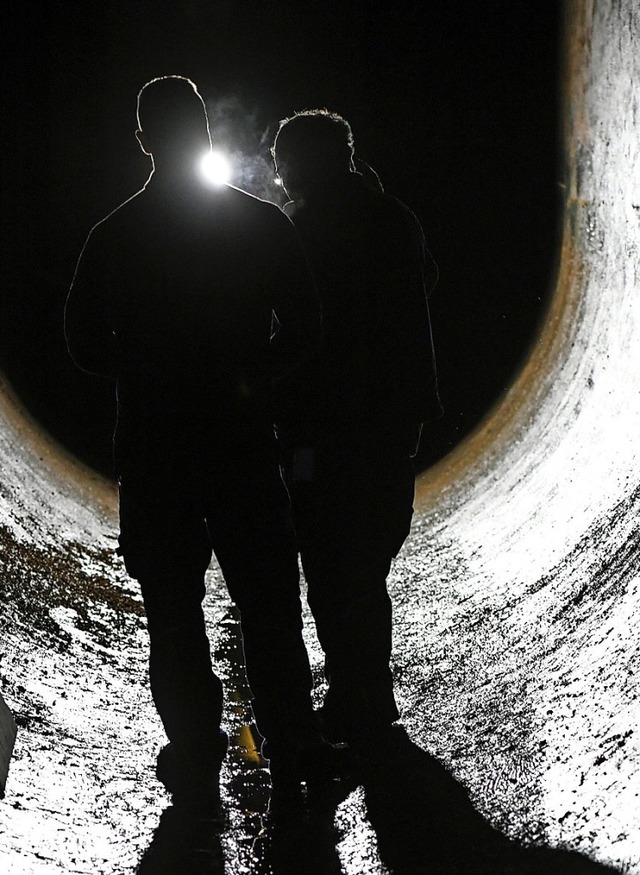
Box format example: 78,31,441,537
276,171,442,446
65,173,320,460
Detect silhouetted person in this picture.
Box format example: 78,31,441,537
65,76,333,817
271,109,442,750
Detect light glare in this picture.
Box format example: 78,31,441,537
200,150,231,185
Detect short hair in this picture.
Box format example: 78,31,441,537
136,75,209,143
271,109,354,168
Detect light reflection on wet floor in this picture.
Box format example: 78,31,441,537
0,562,629,874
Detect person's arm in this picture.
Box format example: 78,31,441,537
64,223,118,378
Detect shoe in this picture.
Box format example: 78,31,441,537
317,704,402,748
156,730,228,814
138,804,225,872
267,737,353,786
265,738,354,823
315,706,353,746
264,739,349,821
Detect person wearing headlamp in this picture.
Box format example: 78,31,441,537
65,76,339,818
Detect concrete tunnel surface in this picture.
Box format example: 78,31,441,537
1,2,639,872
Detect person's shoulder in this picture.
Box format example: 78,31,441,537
214,184,292,235
350,173,409,219
87,188,146,241
378,191,425,244
220,183,286,216
351,175,423,239
378,188,419,224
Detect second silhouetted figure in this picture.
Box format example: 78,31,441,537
272,109,442,751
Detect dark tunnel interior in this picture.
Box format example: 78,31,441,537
1,1,563,478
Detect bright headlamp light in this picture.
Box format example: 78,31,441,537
199,149,231,186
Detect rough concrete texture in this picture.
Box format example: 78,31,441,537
1,1,639,872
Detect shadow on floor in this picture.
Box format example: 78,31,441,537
360,727,621,875
136,727,621,874
136,803,226,874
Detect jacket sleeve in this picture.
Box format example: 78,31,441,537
269,208,322,384
64,223,118,378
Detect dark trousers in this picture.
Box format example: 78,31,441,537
281,430,416,732
117,425,316,768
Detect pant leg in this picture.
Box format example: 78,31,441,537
204,428,317,748
286,437,415,731
118,457,226,769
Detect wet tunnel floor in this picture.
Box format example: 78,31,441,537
1,496,637,875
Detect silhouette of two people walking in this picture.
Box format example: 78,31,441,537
65,76,618,874
66,74,438,818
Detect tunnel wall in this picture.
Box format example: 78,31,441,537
0,0,636,689
0,374,116,548
405,0,640,863
1,1,635,568
417,0,639,579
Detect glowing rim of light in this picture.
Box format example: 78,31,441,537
199,149,232,186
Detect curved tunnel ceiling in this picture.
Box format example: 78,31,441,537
1,1,639,872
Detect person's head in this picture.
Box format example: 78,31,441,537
136,75,211,173
271,109,355,202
